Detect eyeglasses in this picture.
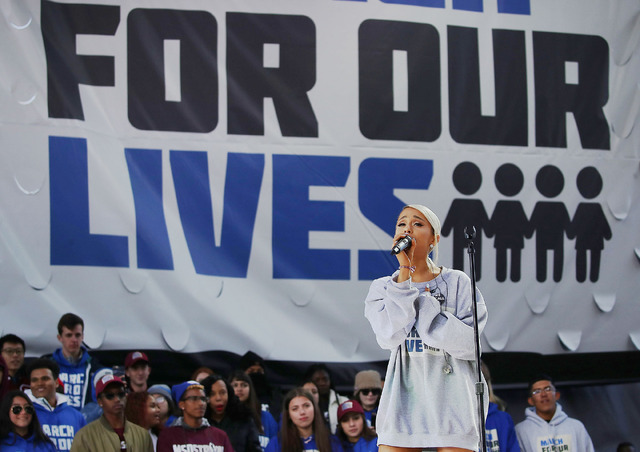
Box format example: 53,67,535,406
531,386,555,397
183,396,207,403
360,388,381,396
102,391,127,400
11,405,34,415
2,348,24,356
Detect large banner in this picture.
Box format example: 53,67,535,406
1,0,638,361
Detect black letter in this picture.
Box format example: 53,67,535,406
448,27,527,146
42,0,119,119
359,20,441,142
128,9,218,132
533,32,610,150
227,13,318,137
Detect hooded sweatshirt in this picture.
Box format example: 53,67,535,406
0,432,57,452
515,403,594,452
486,402,519,452
48,348,100,410
27,391,86,451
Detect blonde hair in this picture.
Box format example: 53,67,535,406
403,204,441,273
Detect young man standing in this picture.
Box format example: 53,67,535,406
0,333,28,391
515,374,594,452
124,351,151,393
70,374,153,452
46,313,103,411
27,358,86,451
157,380,233,451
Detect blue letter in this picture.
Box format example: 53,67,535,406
273,155,350,279
125,148,173,270
50,136,128,267
358,158,433,280
170,151,264,277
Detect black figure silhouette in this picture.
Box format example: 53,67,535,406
490,163,529,282
567,167,611,282
525,165,571,282
442,162,493,280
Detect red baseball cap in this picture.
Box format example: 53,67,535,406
125,351,149,368
337,399,365,421
95,374,125,397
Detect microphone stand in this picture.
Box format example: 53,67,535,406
465,226,487,452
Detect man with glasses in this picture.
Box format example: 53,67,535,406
157,380,233,451
27,358,86,451
70,374,153,452
0,333,28,391
515,374,594,452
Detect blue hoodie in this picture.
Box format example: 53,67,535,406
0,432,57,452
27,392,86,451
486,402,520,452
49,348,100,411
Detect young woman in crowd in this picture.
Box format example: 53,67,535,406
148,384,178,427
364,204,488,452
124,391,162,449
336,400,377,452
230,370,279,450
0,390,56,452
201,375,261,452
265,387,343,452
352,371,382,429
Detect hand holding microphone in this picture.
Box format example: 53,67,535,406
391,235,413,255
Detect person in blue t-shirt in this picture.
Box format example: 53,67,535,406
265,387,343,452
336,400,377,452
0,390,56,452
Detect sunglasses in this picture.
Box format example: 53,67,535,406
360,388,381,396
11,405,34,415
102,391,127,401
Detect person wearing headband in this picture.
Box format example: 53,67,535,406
364,204,488,451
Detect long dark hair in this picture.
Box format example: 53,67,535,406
280,388,332,452
0,391,54,446
229,370,264,433
336,412,377,444
124,391,163,436
201,375,253,422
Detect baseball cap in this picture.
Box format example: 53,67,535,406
172,380,204,403
95,374,125,397
125,351,149,368
338,399,365,421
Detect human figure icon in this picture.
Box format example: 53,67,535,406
442,162,493,280
567,167,611,282
525,165,571,282
490,163,529,282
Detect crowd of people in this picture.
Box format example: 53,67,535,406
0,313,634,452
0,204,632,451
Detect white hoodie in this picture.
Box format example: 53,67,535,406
515,403,594,452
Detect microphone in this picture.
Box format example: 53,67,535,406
391,236,412,255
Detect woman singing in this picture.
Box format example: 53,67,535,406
364,204,488,452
